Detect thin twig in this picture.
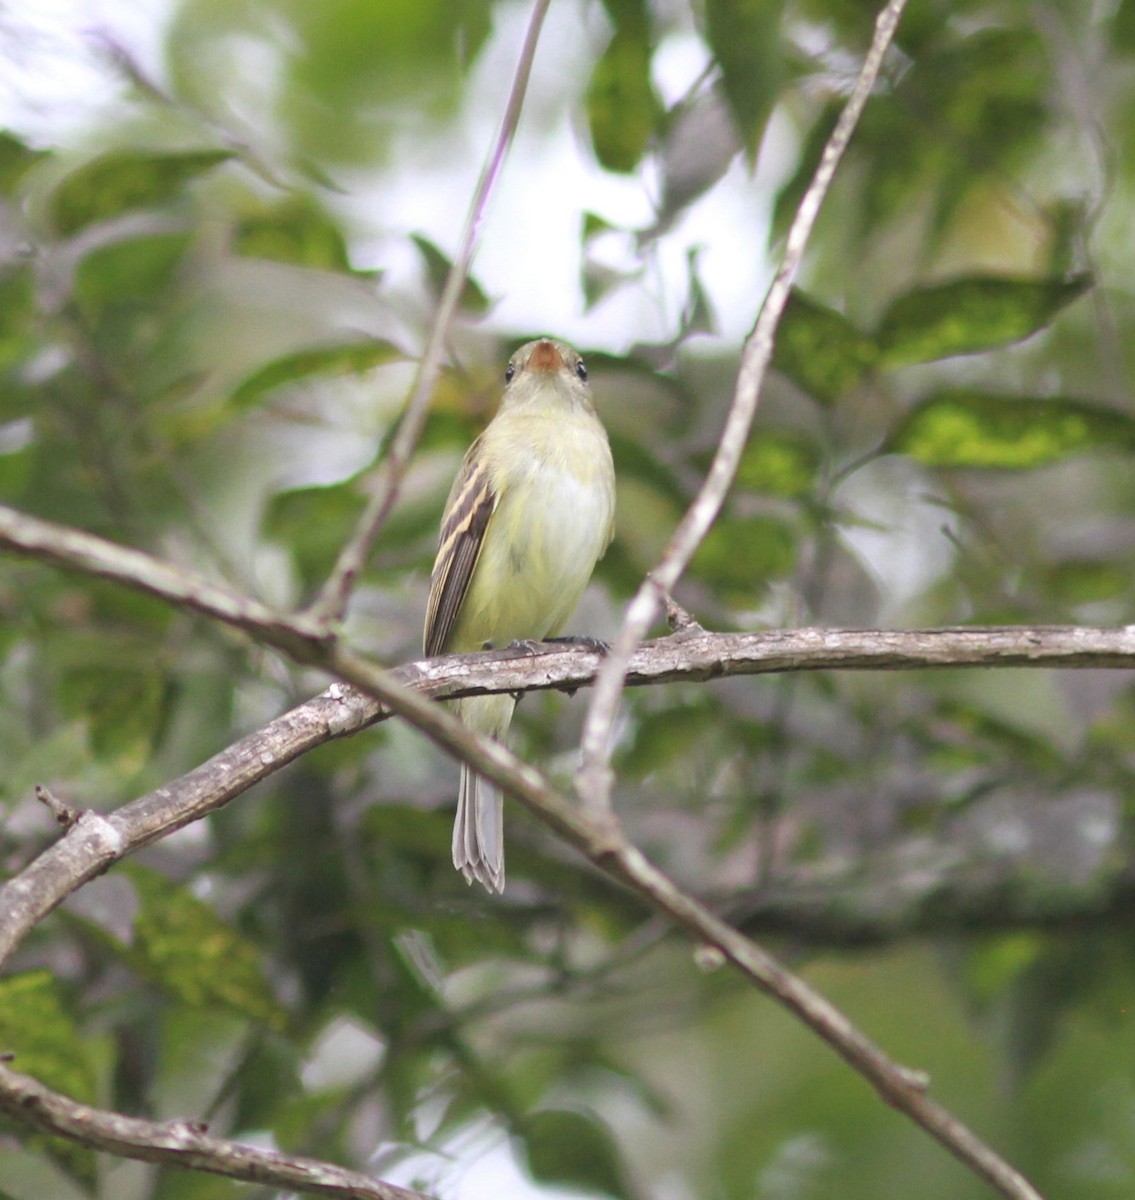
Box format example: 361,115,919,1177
0,503,330,660
306,0,554,626
576,0,910,808
0,1063,430,1200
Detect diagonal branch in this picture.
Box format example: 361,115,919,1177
577,0,910,807
0,632,1060,1197
0,503,330,660
306,0,554,626
0,1062,431,1200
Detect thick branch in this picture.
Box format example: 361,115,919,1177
4,622,1132,969
0,1063,429,1200
0,627,1063,1198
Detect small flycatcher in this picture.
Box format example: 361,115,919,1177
424,339,616,892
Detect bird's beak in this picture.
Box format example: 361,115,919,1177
528,340,564,373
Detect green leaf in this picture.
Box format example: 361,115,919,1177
618,694,725,775
1116,0,1135,53
518,1108,633,1199
116,865,288,1030
411,235,491,314
0,972,97,1188
876,274,1092,367
234,199,352,271
773,289,878,403
58,662,168,764
690,514,796,592
50,148,232,236
230,338,403,406
704,0,784,158
889,391,1135,469
586,24,658,173
736,430,819,498
0,132,47,195
265,481,364,587
1041,559,1130,606
73,232,192,321
582,210,618,243
0,972,96,1103
771,101,839,242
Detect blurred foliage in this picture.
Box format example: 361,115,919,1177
1,0,1135,1198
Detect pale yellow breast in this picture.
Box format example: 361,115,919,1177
449,407,615,651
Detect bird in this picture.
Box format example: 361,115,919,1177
423,338,616,892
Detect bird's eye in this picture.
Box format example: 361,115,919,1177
504,362,516,384
575,359,588,382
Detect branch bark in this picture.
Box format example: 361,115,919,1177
0,1063,430,1200
0,621,1079,1198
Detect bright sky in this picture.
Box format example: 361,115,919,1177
0,0,786,354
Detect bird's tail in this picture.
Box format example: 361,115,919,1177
452,695,515,892
453,766,505,892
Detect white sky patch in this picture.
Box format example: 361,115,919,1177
0,0,169,141
834,457,960,615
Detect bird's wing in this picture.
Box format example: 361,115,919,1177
424,444,498,657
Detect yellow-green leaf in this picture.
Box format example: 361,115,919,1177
877,274,1091,367
235,200,352,271
889,391,1135,468
773,289,878,403
118,865,287,1030
0,972,95,1103
736,431,818,498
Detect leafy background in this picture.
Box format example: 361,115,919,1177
1,0,1134,1197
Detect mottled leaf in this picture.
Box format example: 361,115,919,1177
877,274,1091,367
889,391,1135,468
59,662,168,764
704,0,784,158
0,972,95,1102
50,149,232,236
736,430,819,497
116,865,287,1029
0,972,97,1187
773,289,877,403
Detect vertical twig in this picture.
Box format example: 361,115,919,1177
307,0,555,626
576,0,910,809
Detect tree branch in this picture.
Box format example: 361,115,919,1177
0,1062,431,1200
578,0,910,807
0,623,1074,1196
0,504,330,660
